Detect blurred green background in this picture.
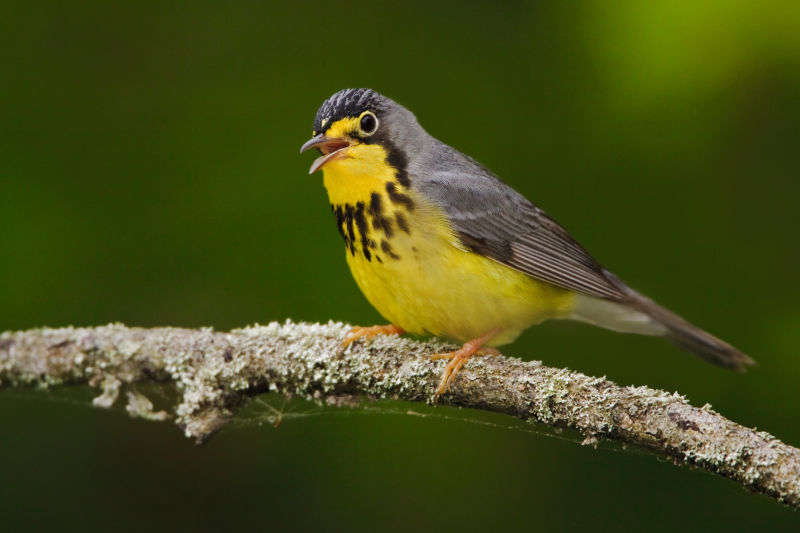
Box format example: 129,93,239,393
2,1,799,531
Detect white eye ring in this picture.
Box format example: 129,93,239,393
359,112,379,136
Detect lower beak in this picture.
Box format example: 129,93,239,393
299,134,352,174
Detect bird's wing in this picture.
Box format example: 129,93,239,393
416,167,627,301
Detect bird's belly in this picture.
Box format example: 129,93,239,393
346,225,575,346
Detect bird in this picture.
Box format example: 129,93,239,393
300,88,754,397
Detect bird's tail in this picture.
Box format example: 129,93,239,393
615,272,755,370
570,272,755,371
628,293,754,370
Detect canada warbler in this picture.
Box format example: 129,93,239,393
300,88,754,397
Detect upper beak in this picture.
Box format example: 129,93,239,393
299,134,353,174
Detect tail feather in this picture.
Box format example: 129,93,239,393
604,271,755,371
630,292,754,370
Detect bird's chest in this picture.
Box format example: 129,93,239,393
322,165,457,321
339,192,462,335
322,157,433,267
327,183,437,276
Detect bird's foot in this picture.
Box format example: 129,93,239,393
339,324,405,350
429,330,501,399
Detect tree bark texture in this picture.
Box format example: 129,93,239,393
1,321,797,509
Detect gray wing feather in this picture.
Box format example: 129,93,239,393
415,163,626,301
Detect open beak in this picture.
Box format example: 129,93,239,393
299,134,353,174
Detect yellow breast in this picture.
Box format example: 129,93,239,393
321,144,575,346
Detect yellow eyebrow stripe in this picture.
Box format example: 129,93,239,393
325,117,360,138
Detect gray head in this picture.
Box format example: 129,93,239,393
300,89,429,175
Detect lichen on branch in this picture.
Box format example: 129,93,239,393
1,321,798,509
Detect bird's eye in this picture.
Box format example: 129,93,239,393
359,112,378,136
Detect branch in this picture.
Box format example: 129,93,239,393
1,321,798,508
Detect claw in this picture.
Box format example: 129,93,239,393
339,324,405,350
430,329,501,399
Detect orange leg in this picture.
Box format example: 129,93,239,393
430,329,501,399
340,324,405,349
